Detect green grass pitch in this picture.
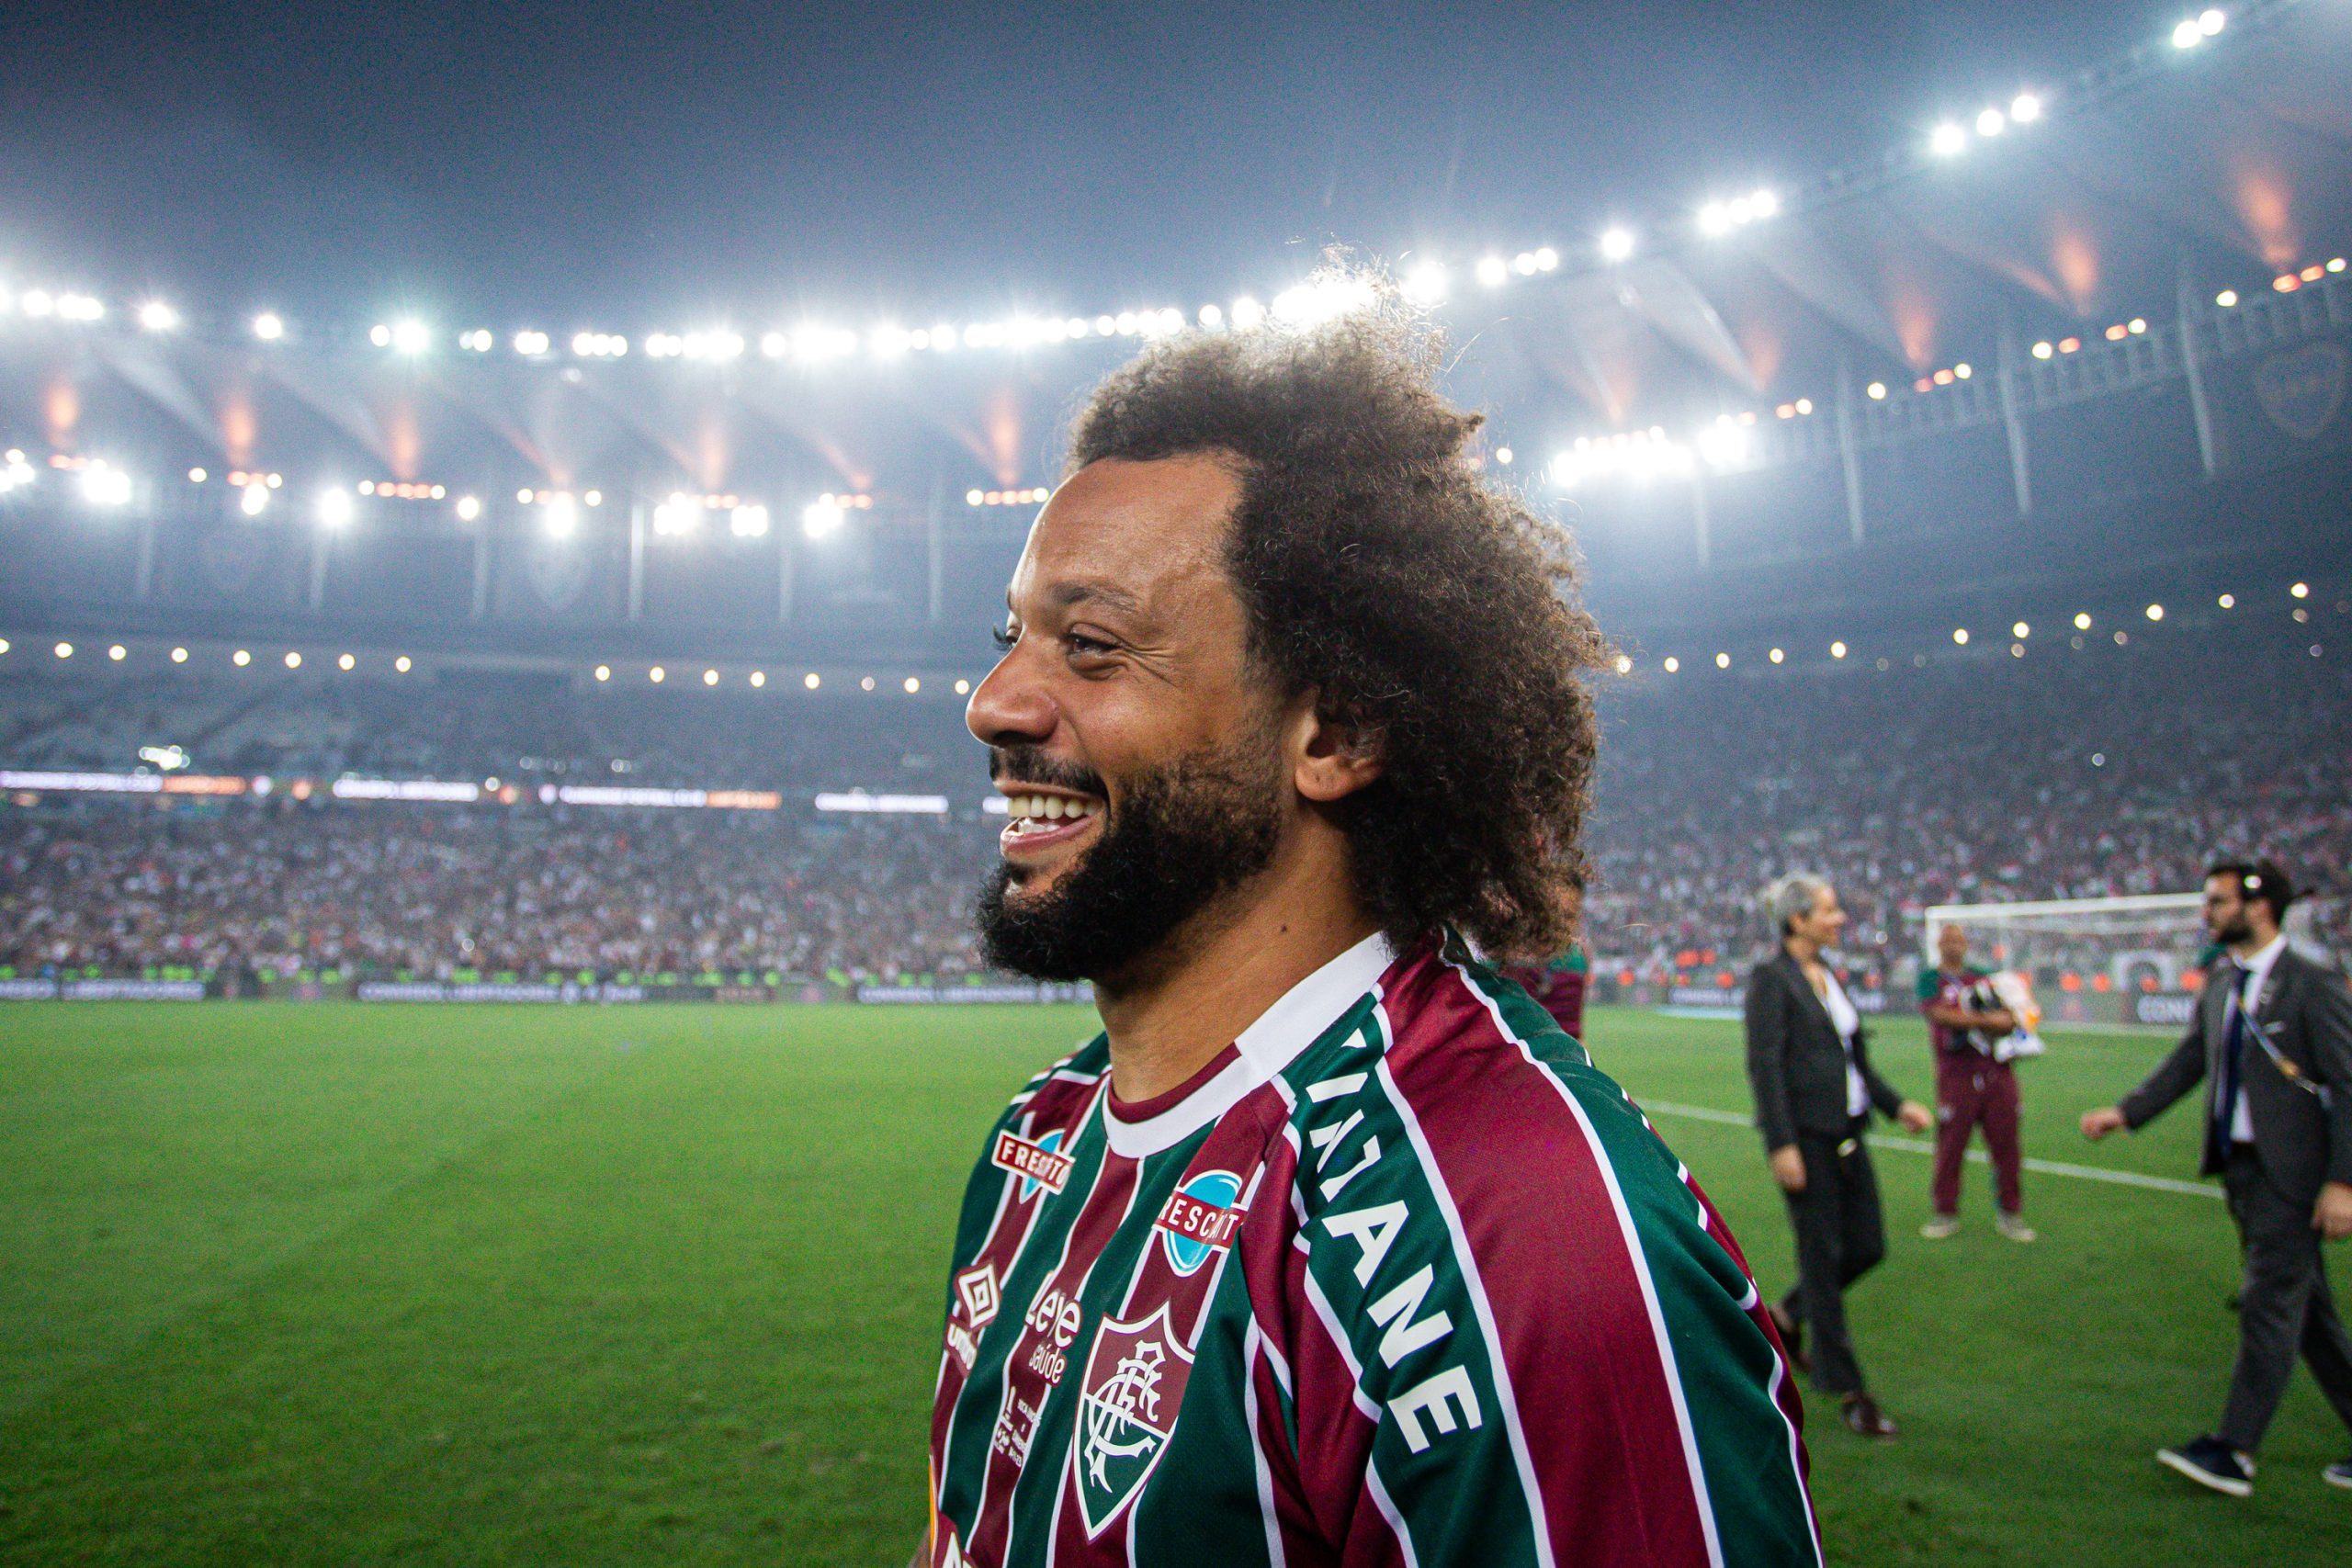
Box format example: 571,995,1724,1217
1,1001,2343,1566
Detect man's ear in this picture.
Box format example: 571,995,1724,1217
1291,696,1384,804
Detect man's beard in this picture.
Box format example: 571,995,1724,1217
977,735,1285,982
2212,910,2255,947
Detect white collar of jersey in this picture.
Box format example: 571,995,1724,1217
1102,930,1396,1159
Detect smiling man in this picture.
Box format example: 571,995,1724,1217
921,291,1820,1568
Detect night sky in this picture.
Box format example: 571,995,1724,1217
0,3,2134,329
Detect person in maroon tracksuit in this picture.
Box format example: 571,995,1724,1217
1917,923,2033,1242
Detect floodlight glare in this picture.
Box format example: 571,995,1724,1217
455,494,482,523
2172,18,2201,49
137,300,180,333
540,494,580,538
79,463,133,507
390,319,431,355
729,503,771,538
1975,107,2006,137
801,497,846,539
315,487,355,527
1699,202,1734,237
1401,263,1449,305
1930,122,1969,157
2010,93,2042,123
2199,8,2225,37
1599,228,1636,263
1748,188,1779,219
240,481,270,517
1474,255,1510,288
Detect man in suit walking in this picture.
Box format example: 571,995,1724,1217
2083,858,2352,1496
1747,873,1935,1438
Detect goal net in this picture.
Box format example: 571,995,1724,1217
1916,894,2206,1030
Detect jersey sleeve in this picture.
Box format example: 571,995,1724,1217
1915,970,1939,1009
1279,964,1820,1568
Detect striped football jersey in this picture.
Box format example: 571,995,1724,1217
926,933,1819,1567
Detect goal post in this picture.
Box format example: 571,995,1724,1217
1915,893,2206,1030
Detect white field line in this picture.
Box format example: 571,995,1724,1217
1637,1100,2222,1200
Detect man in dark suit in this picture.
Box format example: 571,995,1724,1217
1747,873,1935,1438
2084,858,2352,1497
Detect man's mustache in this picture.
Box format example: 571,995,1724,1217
988,746,1108,799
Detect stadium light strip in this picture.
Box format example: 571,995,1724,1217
0,5,2302,375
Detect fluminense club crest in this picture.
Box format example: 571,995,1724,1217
1071,1303,1194,1538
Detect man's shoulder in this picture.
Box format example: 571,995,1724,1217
997,1034,1112,1123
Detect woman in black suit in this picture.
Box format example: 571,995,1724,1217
1745,873,1933,1438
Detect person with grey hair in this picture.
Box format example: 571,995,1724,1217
1746,873,1935,1438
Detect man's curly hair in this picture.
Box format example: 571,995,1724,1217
1065,281,1607,960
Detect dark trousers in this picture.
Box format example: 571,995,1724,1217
2217,1150,2352,1450
1779,1122,1886,1396
1931,1055,2022,1216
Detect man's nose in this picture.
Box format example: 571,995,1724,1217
967,646,1057,750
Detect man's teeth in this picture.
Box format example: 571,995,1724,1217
1011,795,1097,822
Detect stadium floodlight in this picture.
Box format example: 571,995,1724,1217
137,300,180,333
394,655,412,672
1953,627,1970,645
2010,92,2042,124
232,649,251,666
315,487,355,527
78,462,133,507
1612,654,1633,675
369,323,392,347
649,666,666,684
53,641,73,659
1599,227,1636,263
803,671,820,689
2074,611,2093,629
338,653,356,671
1698,201,1735,237
955,678,970,694
513,330,550,355
904,676,921,694
1197,303,1225,327
1229,297,1265,329
2218,593,2234,609
171,646,187,662
1513,252,1539,276
240,480,270,517
1662,657,1679,673
109,643,132,660
2199,8,2224,38
1976,107,2006,137
1534,246,1560,271
56,293,105,321
1866,380,1888,399
703,669,718,686
250,311,285,342
750,671,766,688
1495,446,1512,466
2290,581,2309,598
1272,276,1375,326
2014,621,2031,638
1929,122,1969,157
2215,289,2238,308
2145,603,2164,621
594,664,610,682
543,494,580,539
1474,255,1510,288
454,494,482,523
19,288,55,317
390,320,431,355
1831,640,1848,659
1713,652,1730,669
1769,648,1784,664
284,651,302,669
1401,262,1449,305
729,503,771,538
801,496,845,540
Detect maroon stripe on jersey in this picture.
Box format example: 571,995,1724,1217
931,1090,1108,1471
1376,952,1716,1567
1046,1116,1283,1564
965,1148,1141,1568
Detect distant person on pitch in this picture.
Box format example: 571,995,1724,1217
1917,923,2033,1242
1498,882,1589,1041
1746,874,1936,1439
917,289,1819,1567
2083,859,2352,1498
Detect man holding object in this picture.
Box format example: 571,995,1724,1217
2082,858,2352,1497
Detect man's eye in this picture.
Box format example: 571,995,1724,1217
989,626,1017,651
1067,633,1114,657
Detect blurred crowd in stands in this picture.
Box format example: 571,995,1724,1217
2,635,2346,986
